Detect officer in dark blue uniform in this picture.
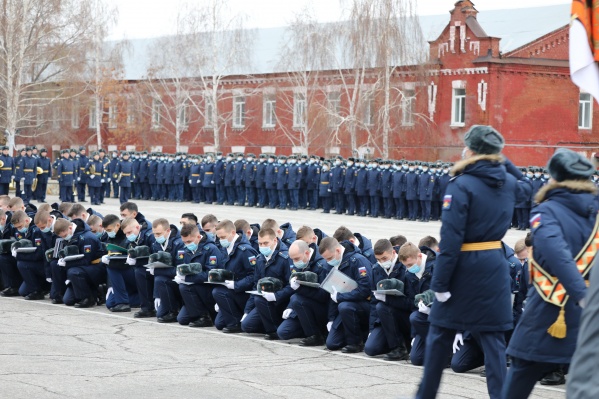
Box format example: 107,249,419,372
405,162,419,221
114,152,133,204
243,153,256,207
306,156,320,210
109,151,120,198
202,154,216,203
298,155,309,209
155,154,166,201
432,164,451,221
214,152,226,204
277,239,330,343
234,153,246,206
20,147,37,203
130,152,140,199
57,149,75,202
331,156,345,214
188,156,201,203
367,159,382,218
163,154,174,201
354,160,369,216
147,153,158,200
222,153,235,205
286,156,301,211
76,146,88,202
418,163,435,222
14,147,25,198
138,151,150,200
86,152,104,205
319,237,372,353
9,211,46,299
319,161,332,213
276,156,288,209
416,126,531,399
392,161,403,219
98,149,110,203
171,153,184,202
504,149,595,399
380,161,394,218
0,146,15,195
254,154,267,207
34,148,50,203
343,158,356,215
263,155,276,208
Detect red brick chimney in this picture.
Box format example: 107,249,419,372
450,0,479,19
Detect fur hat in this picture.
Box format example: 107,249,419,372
128,245,151,259
11,239,33,250
208,269,234,283
257,277,283,293
376,278,404,293
177,263,202,276
547,148,595,182
0,238,16,254
148,251,172,266
45,248,55,263
291,271,318,284
464,125,504,155
58,245,79,258
414,289,436,307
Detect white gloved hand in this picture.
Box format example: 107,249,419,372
11,248,17,258
154,298,161,310
290,277,300,290
148,267,155,276
197,180,201,184
418,301,431,315
330,287,338,303
188,179,192,184
452,333,464,354
327,321,333,332
262,292,276,302
241,313,248,322
125,256,137,266
77,177,81,182
373,292,386,302
107,178,111,182
58,258,66,267
46,278,52,283
435,292,451,302
224,280,235,290
65,279,70,285
101,254,110,265
211,180,214,184
174,275,185,284
11,175,14,180
89,175,95,179
106,287,114,300
100,178,105,183
282,308,292,319
214,304,219,312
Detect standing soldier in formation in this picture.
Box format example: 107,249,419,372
114,152,133,204
20,147,37,204
265,155,277,209
202,154,216,204
14,147,25,198
276,156,288,209
76,146,88,202
344,158,357,215
255,154,267,208
86,152,104,206
0,146,15,195
109,150,120,199
214,152,225,205
243,153,256,207
287,155,301,211
331,156,345,214
57,149,75,202
34,148,50,203
418,163,435,222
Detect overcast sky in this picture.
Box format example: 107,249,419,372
106,0,570,40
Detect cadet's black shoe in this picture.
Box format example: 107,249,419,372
0,287,19,297
24,291,46,300
341,344,363,353
52,297,63,304
540,370,565,385
264,332,279,340
110,304,131,312
384,347,410,361
222,324,242,333
134,309,157,318
74,296,95,308
157,312,178,323
299,334,325,347
189,316,214,328
480,369,486,377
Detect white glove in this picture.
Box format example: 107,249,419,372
89,175,95,179
214,304,219,312
107,178,111,182
188,179,192,184
125,256,137,266
106,287,114,300
20,177,24,183
174,275,185,284
197,180,200,184
100,179,105,183
435,292,451,302
58,258,66,267
282,308,292,319
154,298,161,310
452,333,464,354
11,175,14,180
77,177,81,182
327,188,331,192
148,267,155,275
373,292,386,302
327,321,333,332
65,279,70,285
11,248,16,258
46,278,52,283
224,280,235,290
331,287,338,303
262,292,276,302
211,180,214,184
290,277,300,290
241,313,248,322
101,254,110,264
418,301,431,315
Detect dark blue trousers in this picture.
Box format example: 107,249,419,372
155,275,181,316
17,261,45,295
134,266,155,312
66,265,106,302
501,357,559,399
241,295,287,334
326,301,370,350
50,261,67,300
119,186,131,204
345,193,356,215
376,302,411,353
106,266,139,308
178,284,215,324
278,189,287,208
364,326,390,356
0,255,21,289
290,294,328,337
410,310,431,366
277,313,304,340
212,286,249,330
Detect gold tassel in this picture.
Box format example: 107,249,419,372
547,308,567,339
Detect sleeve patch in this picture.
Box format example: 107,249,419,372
249,256,257,265
358,266,367,277
84,245,91,253
35,238,42,246
209,256,217,265
177,250,185,259
442,195,452,210
530,214,541,230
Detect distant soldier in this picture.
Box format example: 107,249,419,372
57,149,75,202
34,148,51,203
0,146,15,195
114,152,133,204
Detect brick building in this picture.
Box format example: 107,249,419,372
25,1,592,166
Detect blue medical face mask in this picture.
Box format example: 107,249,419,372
155,235,166,244
95,232,103,239
126,234,138,242
206,232,215,241
18,227,28,234
42,226,52,233
327,252,341,267
186,242,198,252
259,245,273,257
64,233,73,241
107,231,116,239
407,264,421,274
219,239,230,248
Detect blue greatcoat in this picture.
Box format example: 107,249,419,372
507,183,597,363
429,155,532,332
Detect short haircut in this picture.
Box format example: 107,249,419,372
67,203,86,218
201,214,218,226
54,218,71,234
181,213,198,223
152,218,170,230
8,197,23,209
216,219,235,233
418,235,439,249
234,219,250,233
11,210,27,224
120,202,138,213
333,226,354,242
398,242,420,261
37,203,51,213
373,239,393,255
258,228,276,239
121,217,139,230
87,215,102,227
514,239,527,254
524,232,533,248
181,223,199,237
291,240,309,253
261,218,279,231
102,214,121,228
34,210,51,225
296,225,314,240
389,235,407,248
319,237,339,254
0,195,10,206
58,202,73,215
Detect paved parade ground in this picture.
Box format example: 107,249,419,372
0,195,563,398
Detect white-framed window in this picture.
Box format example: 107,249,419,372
151,98,161,129
327,91,341,127
108,99,117,129
262,95,276,128
177,101,189,130
205,98,214,129
579,92,592,130
401,89,416,126
232,96,246,128
126,99,136,126
71,99,80,128
363,94,374,126
293,93,306,128
89,103,97,129
451,87,466,126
